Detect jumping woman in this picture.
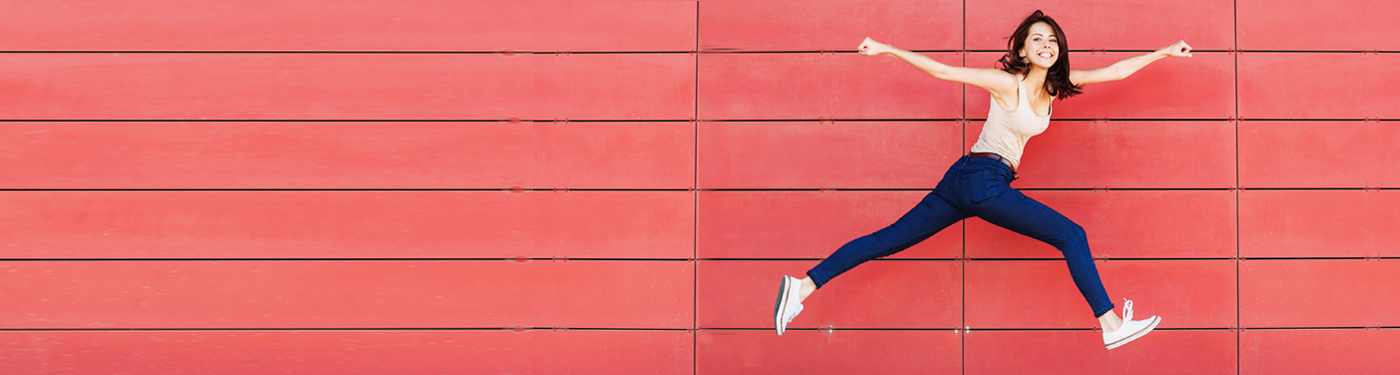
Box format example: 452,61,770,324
773,10,1192,350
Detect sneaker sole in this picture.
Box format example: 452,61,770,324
1105,316,1160,350
774,276,791,336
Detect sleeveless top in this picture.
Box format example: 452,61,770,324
968,75,1052,171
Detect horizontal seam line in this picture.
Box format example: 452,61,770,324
0,258,696,262
0,50,698,54
8,49,1385,54
3,259,1386,262
1,119,1395,123
1,257,1381,261
698,188,1239,192
0,327,693,332
4,327,1388,332
0,119,696,123
3,188,1393,192
0,189,694,192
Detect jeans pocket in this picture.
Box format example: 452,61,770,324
968,170,996,204
970,170,1011,204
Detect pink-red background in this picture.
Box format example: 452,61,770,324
1,0,1396,374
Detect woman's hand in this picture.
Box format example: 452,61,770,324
858,37,890,56
1159,40,1192,58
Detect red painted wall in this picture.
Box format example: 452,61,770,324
1,1,1396,374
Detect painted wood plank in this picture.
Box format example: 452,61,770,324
966,330,1237,375
1240,190,1400,258
0,0,697,52
699,0,961,51
0,191,693,259
965,260,1237,329
0,53,694,120
0,122,693,189
967,0,1233,51
698,121,962,189
965,52,1234,120
698,53,963,120
698,191,961,259
0,260,694,329
966,121,1236,188
1240,53,1400,119
966,190,1236,259
0,330,693,375
1239,121,1400,188
697,260,960,329
1241,259,1400,328
1239,0,1400,51
698,330,961,375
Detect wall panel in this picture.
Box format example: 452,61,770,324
1240,329,1400,375
697,191,960,259
0,0,697,52
0,191,693,259
0,122,693,189
700,0,961,51
0,330,694,375
0,53,694,120
698,53,963,120
965,260,1236,329
698,121,961,189
0,260,693,329
1240,259,1400,328
965,330,1237,375
1239,0,1400,51
1240,53,1400,119
697,260,960,329
1240,190,1400,258
966,190,1236,259
1239,121,1400,188
697,330,961,375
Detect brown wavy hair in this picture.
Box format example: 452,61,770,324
997,10,1081,99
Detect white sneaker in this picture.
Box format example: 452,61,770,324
773,275,804,335
1103,299,1160,350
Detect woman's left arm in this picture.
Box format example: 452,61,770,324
1070,41,1192,85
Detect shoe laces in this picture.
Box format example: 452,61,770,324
784,304,803,324
1122,298,1134,322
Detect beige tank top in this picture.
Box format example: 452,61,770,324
968,75,1052,170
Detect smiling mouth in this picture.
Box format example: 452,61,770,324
1038,52,1054,60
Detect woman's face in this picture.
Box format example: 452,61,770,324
1019,22,1059,69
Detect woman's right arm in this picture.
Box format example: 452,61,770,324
858,37,1015,97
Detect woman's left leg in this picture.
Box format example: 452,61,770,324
970,187,1115,318
944,159,1156,348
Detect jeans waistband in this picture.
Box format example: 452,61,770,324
964,153,1018,180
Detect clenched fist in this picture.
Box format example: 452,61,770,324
858,37,891,56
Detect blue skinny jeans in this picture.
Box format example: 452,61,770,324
806,155,1115,317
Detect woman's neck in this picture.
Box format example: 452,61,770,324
1022,67,1050,100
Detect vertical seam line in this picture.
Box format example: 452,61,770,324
961,2,968,373
1234,1,1243,373
693,2,700,374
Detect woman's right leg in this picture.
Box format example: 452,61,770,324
803,190,971,296
776,161,972,335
